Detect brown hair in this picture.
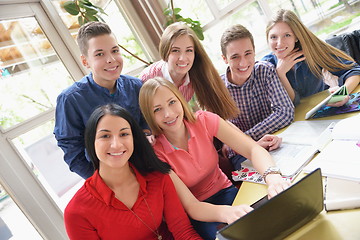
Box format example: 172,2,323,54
159,22,239,119
266,9,354,77
220,24,255,56
76,21,112,56
139,77,196,136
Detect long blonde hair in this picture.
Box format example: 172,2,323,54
266,9,355,78
159,22,239,119
139,77,196,136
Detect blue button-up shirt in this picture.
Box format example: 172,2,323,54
54,73,147,179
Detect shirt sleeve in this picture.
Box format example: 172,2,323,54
54,93,94,179
162,175,203,240
244,65,294,140
132,78,150,131
64,199,99,240
139,61,163,83
262,54,301,106
329,58,360,85
195,111,220,138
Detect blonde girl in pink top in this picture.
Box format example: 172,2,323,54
139,77,290,240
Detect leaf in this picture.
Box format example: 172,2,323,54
83,6,98,15
97,15,106,22
84,13,98,22
173,8,182,14
78,15,84,25
79,0,92,6
62,1,79,15
192,26,204,40
163,8,171,15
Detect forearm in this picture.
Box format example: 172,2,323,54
344,75,360,93
217,119,276,174
277,72,296,101
169,171,219,221
183,197,251,224
59,141,94,179
248,147,277,175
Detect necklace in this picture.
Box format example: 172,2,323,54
120,190,162,240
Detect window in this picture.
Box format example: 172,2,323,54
0,2,84,238
168,0,360,73
0,184,42,240
0,17,74,129
51,0,152,74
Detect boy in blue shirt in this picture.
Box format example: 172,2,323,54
54,22,149,179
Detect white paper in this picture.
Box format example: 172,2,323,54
278,120,339,146
325,177,360,211
303,140,360,181
331,113,360,140
235,121,337,180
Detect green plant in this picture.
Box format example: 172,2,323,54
163,1,204,40
61,0,106,25
61,0,150,65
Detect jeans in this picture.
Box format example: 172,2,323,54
190,185,239,240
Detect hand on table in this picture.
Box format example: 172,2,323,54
257,134,282,151
265,174,291,199
221,205,254,224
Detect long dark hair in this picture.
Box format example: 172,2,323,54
84,103,170,174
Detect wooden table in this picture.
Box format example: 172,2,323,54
232,85,360,240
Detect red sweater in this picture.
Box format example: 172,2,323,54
64,167,202,240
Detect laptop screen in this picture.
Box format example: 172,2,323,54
217,168,323,240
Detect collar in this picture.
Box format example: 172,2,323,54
88,72,118,95
86,163,148,207
162,62,190,86
155,119,194,154
223,66,256,88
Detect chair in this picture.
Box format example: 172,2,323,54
213,138,242,188
325,29,360,64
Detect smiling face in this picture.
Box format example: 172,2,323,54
222,38,255,85
267,21,297,59
94,115,133,171
81,34,123,91
166,34,195,80
152,86,184,133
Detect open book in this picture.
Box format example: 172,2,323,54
305,86,360,119
303,114,360,181
232,120,338,184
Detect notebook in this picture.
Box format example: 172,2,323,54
305,85,360,119
217,168,324,240
232,121,335,184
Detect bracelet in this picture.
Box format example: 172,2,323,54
262,166,282,182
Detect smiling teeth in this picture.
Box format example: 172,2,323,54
239,67,248,71
177,64,187,67
109,152,123,156
106,67,117,71
165,119,176,124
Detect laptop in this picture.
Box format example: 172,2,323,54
217,168,324,240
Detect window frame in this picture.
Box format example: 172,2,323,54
0,1,86,239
